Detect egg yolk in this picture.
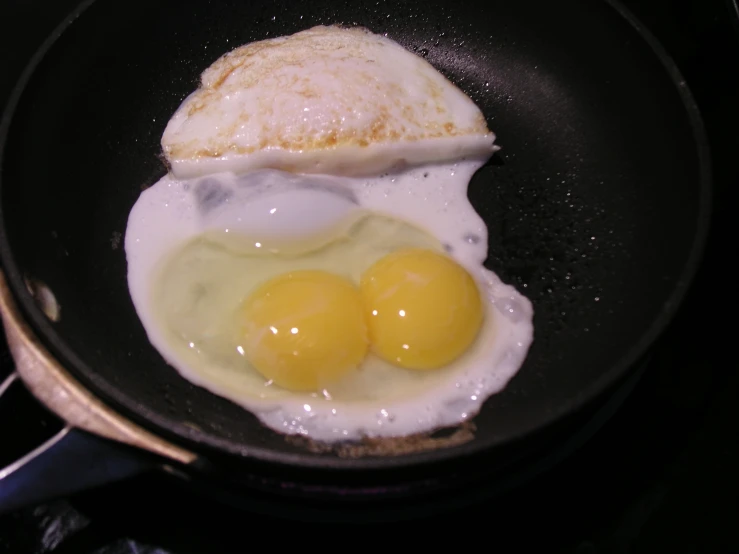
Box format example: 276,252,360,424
360,248,484,370
239,270,368,392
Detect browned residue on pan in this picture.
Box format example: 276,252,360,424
285,421,476,458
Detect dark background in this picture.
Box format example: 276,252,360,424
1,0,737,552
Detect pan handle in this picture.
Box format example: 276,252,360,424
0,371,157,515
0,271,197,462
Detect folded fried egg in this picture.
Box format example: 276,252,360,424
161,25,496,179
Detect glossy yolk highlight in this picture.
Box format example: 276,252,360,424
239,270,368,391
360,248,484,370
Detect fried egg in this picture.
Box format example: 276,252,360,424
161,25,496,179
125,25,534,444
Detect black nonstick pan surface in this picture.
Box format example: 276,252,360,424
0,0,710,473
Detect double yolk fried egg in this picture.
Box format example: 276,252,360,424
124,26,534,443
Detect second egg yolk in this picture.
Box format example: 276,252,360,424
239,270,368,392
360,248,484,370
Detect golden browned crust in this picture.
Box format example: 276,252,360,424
164,25,490,163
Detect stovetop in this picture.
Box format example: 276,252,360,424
1,0,737,552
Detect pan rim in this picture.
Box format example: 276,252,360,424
0,0,713,471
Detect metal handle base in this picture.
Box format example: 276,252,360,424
0,371,155,515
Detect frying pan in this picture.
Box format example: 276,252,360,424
0,0,710,516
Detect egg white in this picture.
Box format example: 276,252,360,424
125,164,534,442
161,25,496,179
